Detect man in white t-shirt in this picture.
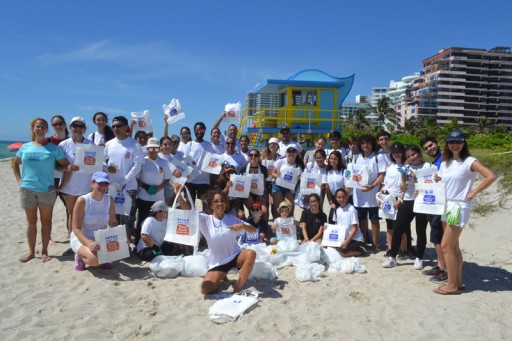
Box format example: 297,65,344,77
326,130,348,166
212,111,241,151
104,115,145,234
377,130,392,171
184,122,215,202
278,126,304,157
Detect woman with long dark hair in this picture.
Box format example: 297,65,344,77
88,112,115,146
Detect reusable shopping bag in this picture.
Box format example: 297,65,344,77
222,102,241,123
414,166,438,189
208,291,259,323
168,158,191,185
413,182,446,215
275,165,300,190
228,174,251,198
321,223,347,248
276,217,296,241
249,173,265,196
108,187,132,216
376,192,398,220
299,171,322,195
130,110,153,134
343,163,369,189
201,152,225,175
163,98,186,125
165,186,200,247
74,144,104,174
93,225,130,264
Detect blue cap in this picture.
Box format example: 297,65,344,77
91,171,110,184
446,130,465,142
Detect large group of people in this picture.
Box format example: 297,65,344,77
13,110,497,296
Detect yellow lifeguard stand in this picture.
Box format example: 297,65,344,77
240,69,355,147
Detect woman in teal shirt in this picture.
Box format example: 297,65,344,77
12,117,69,263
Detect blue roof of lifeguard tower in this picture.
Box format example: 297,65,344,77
251,69,355,109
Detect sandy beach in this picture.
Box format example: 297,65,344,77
1,158,511,340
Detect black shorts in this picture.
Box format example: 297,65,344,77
427,214,443,244
207,253,241,273
338,240,365,254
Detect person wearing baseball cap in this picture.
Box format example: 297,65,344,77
241,202,269,244
277,125,304,157
136,200,174,261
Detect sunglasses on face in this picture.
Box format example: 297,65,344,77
71,124,85,129
52,121,65,127
225,142,235,146
195,129,205,133
248,153,259,158
147,147,160,151
251,208,261,212
112,123,126,129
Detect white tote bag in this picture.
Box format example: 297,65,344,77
201,152,225,175
414,166,439,189
131,110,153,134
93,225,130,264
168,158,191,185
376,192,398,220
223,102,242,123
163,98,186,125
165,186,200,247
413,182,446,215
228,174,251,198
275,165,301,190
276,217,297,241
249,173,264,196
299,171,322,195
108,187,132,216
344,163,369,189
209,291,259,323
321,223,347,248
74,144,104,174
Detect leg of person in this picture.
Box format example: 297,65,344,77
272,191,283,216
39,204,54,263
138,248,156,262
414,213,428,270
77,244,100,267
234,249,256,293
20,206,38,262
201,271,229,295
437,223,463,294
429,214,446,270
385,219,394,254
135,198,152,247
369,208,380,248
62,194,79,238
284,192,295,216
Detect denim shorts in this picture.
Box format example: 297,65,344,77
271,183,293,196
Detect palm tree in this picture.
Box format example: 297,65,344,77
475,116,493,134
368,96,397,131
343,109,371,131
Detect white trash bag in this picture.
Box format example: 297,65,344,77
296,263,325,282
181,252,209,277
149,255,185,278
249,261,277,281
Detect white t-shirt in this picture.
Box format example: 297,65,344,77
382,163,404,198
198,212,249,268
377,151,392,172
177,141,189,154
223,152,248,173
104,137,145,191
325,169,345,196
333,204,363,242
262,156,279,182
278,140,303,157
305,161,328,184
184,140,214,184
158,151,184,163
211,142,226,154
137,156,171,201
404,162,431,201
88,132,105,146
219,134,241,152
136,217,167,252
58,137,95,196
351,153,382,208
439,156,477,208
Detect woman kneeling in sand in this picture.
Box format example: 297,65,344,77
70,171,117,271
183,189,257,294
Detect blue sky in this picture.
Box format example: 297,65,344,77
1,0,511,141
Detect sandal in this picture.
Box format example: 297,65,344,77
433,287,461,295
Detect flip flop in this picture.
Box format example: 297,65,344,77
433,287,461,295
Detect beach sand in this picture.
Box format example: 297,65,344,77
1,159,511,340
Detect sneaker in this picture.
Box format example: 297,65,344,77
429,270,448,284
383,249,391,257
358,245,369,257
414,258,424,270
74,254,85,271
382,257,397,268
422,265,442,276
398,249,409,260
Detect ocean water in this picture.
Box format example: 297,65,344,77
0,140,26,160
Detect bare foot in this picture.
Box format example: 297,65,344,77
48,239,57,246
42,254,52,263
19,254,35,263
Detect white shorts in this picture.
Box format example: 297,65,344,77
70,231,95,253
441,202,471,228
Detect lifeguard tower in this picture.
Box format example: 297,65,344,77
240,69,354,148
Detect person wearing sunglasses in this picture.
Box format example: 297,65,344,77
212,111,241,151
241,202,269,244
104,115,145,241
58,117,95,244
222,136,247,174
240,149,269,221
70,171,117,271
431,131,496,295
135,137,170,246
12,117,69,263
277,126,304,157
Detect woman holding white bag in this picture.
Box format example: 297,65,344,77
432,131,496,295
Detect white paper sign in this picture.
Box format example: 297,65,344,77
275,165,301,190
94,225,130,264
74,144,104,174
201,152,225,175
228,174,251,198
414,182,446,215
299,171,322,195
344,163,369,189
223,102,241,123
321,223,347,248
163,98,186,125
